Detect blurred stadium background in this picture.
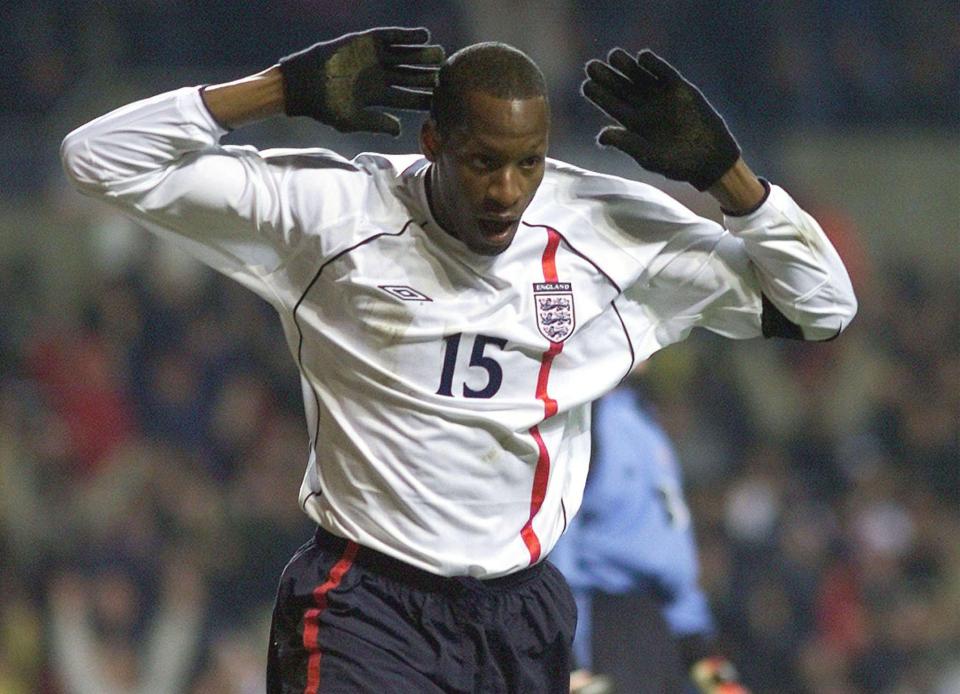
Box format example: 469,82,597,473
0,2,957,692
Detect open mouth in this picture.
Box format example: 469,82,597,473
477,218,517,239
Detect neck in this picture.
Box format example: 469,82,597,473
424,165,455,239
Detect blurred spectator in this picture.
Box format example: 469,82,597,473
48,560,205,694
23,309,136,477
551,377,746,693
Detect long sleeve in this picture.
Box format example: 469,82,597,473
722,182,857,341
59,87,366,307
604,178,857,351
60,87,287,303
60,88,229,194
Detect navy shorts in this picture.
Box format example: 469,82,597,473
267,527,577,693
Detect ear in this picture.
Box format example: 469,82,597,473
420,119,441,162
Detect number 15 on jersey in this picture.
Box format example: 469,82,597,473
436,333,508,399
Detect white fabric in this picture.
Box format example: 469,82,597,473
61,87,856,577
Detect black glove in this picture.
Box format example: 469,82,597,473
582,49,740,191
279,27,444,136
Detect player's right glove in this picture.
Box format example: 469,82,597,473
581,49,741,191
690,656,750,694
279,27,444,136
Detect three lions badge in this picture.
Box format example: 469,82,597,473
533,282,576,342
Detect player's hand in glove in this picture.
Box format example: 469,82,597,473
690,656,750,694
581,49,741,191
279,27,444,136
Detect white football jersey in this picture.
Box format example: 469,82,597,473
61,87,856,577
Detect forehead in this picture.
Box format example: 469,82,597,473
448,91,549,151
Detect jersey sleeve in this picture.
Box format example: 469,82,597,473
60,86,366,306
606,179,857,353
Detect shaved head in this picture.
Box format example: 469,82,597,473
430,42,549,137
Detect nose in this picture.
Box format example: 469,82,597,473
486,166,523,211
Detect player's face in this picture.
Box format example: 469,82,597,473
422,91,549,256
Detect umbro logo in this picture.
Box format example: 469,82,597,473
378,285,433,302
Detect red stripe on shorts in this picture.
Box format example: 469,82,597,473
303,540,359,694
521,226,564,564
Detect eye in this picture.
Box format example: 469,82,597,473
469,155,498,171
519,155,544,170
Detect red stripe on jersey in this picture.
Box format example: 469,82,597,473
303,541,358,694
535,341,562,418
519,523,541,563
541,227,561,282
521,424,552,562
521,226,564,564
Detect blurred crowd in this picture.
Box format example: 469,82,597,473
0,234,316,693
1,1,958,693
2,1,958,194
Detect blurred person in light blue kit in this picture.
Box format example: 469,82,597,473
551,368,746,694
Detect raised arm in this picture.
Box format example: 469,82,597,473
199,66,286,129
62,26,444,188
59,28,444,299
580,48,762,212
582,48,857,341
202,27,443,132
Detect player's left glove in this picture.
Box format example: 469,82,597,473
279,27,444,136
581,49,741,191
690,656,750,694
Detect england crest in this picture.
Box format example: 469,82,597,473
533,282,576,342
